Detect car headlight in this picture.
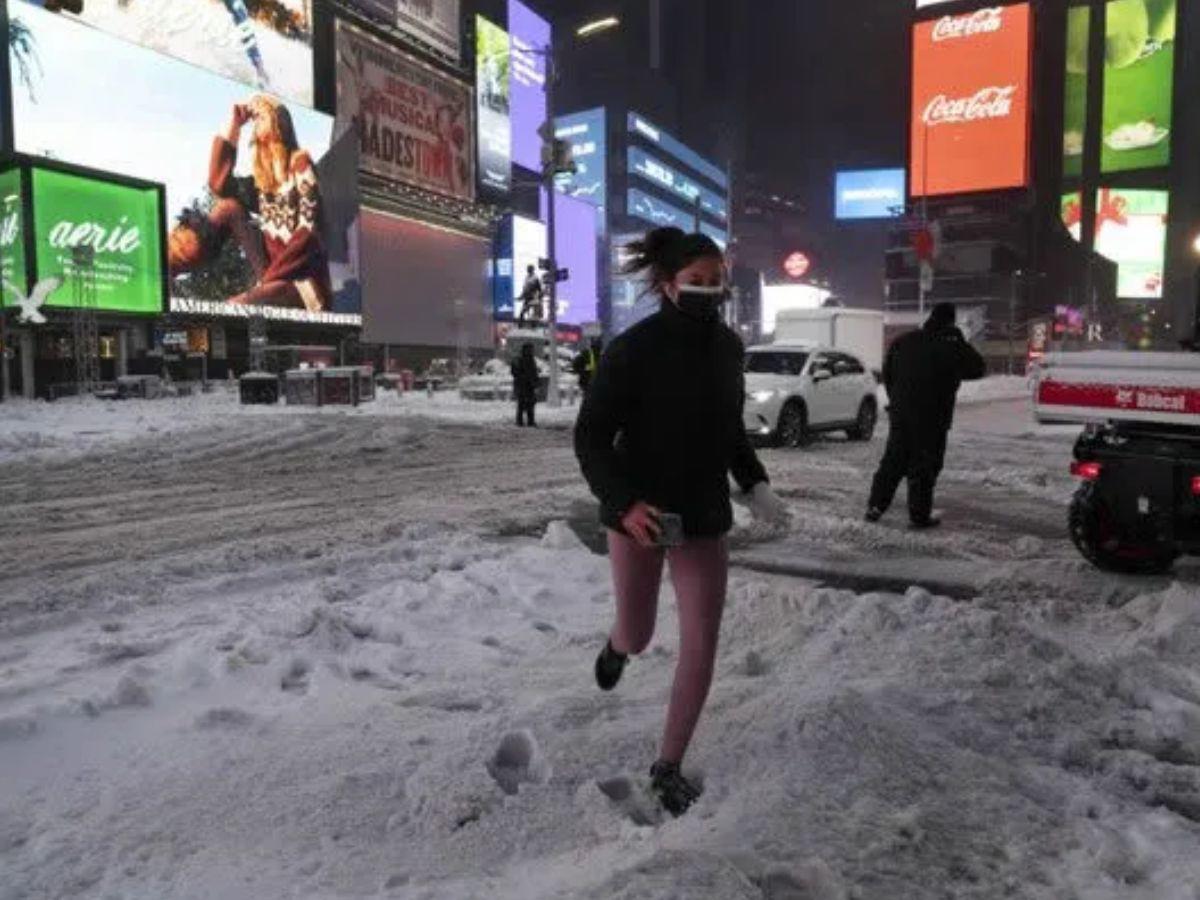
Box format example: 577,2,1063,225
748,390,777,404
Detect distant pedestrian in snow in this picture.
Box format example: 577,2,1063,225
572,338,602,395
575,227,788,817
511,343,540,428
866,302,985,528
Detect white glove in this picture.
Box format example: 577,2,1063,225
737,482,790,526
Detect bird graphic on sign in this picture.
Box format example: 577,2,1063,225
5,277,62,325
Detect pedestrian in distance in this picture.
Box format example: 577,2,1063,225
866,302,986,528
511,343,540,428
575,227,789,818
516,265,544,328
572,338,602,395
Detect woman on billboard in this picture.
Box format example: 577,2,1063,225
168,94,333,312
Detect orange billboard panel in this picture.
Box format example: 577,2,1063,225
910,4,1032,197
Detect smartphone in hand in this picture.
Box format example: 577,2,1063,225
654,512,685,548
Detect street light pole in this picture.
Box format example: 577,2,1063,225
544,42,561,408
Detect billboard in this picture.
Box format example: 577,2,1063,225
508,0,550,172
1102,0,1175,173
540,190,599,325
0,169,26,301
511,214,546,317
628,113,728,189
1093,188,1168,299
476,16,512,193
1062,5,1090,178
336,21,474,202
835,169,905,219
12,3,360,324
30,167,165,314
555,108,607,208
626,188,728,247
342,0,461,61
14,0,315,107
627,147,727,221
910,4,1032,197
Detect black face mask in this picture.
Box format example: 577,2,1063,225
673,285,728,323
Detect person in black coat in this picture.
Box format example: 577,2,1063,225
511,342,540,427
866,302,986,528
574,227,788,817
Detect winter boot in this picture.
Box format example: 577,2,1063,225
910,514,942,530
650,760,701,817
594,639,627,691
864,506,884,523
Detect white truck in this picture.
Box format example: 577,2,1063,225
773,308,885,376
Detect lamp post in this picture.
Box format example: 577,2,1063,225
540,15,619,408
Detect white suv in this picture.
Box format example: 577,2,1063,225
743,343,879,447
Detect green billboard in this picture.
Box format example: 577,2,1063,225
1093,188,1168,299
1102,0,1175,173
0,167,28,305
1062,6,1090,178
30,167,164,314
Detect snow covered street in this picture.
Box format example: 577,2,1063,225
2,387,1199,899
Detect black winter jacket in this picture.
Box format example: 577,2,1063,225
574,303,768,538
883,323,986,432
511,356,540,402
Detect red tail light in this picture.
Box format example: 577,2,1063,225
1071,461,1103,481
1191,476,1200,496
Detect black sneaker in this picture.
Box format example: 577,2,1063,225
864,507,884,523
910,515,942,530
594,640,627,691
649,760,701,817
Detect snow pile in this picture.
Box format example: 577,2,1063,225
3,515,1199,898
957,375,1032,406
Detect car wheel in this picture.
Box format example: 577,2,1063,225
774,400,811,449
847,398,878,442
1067,482,1178,575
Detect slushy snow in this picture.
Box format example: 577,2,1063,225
1,383,1198,899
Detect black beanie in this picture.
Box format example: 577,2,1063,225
927,303,956,329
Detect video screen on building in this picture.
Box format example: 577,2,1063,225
336,21,475,203
476,16,512,194
627,188,727,248
342,0,462,61
508,0,550,172
540,190,599,326
555,108,607,208
910,4,1032,197
510,214,546,318
1062,5,1090,178
628,147,727,222
11,3,361,324
14,0,315,108
1093,188,1168,299
30,167,165,315
0,168,26,302
835,169,905,219
1102,0,1175,173
627,113,728,190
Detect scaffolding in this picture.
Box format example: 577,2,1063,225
70,243,100,396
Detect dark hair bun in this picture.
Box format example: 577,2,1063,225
622,228,722,291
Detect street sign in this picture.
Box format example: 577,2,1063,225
555,268,569,282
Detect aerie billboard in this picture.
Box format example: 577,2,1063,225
910,4,1032,197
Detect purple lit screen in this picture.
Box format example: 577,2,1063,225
541,189,599,325
508,0,550,171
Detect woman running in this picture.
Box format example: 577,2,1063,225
575,227,788,816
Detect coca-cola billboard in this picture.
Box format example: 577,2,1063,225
911,3,1032,197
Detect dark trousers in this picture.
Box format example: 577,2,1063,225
868,416,948,522
516,397,537,427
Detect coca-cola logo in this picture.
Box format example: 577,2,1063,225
923,86,1017,127
932,7,1004,41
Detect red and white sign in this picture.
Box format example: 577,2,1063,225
783,251,811,279
911,3,1032,197
1038,381,1200,422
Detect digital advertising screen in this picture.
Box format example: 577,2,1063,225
508,0,550,172
540,190,599,325
835,169,905,219
12,3,361,324
626,188,727,248
555,108,607,208
627,147,727,222
1101,0,1175,173
336,21,475,202
342,0,462,61
627,113,728,190
910,4,1032,197
30,167,165,315
13,0,315,108
1062,5,1090,178
0,168,26,302
475,16,512,194
1093,188,1168,299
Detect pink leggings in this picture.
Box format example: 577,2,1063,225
607,529,729,765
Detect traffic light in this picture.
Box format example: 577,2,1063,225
538,122,576,177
